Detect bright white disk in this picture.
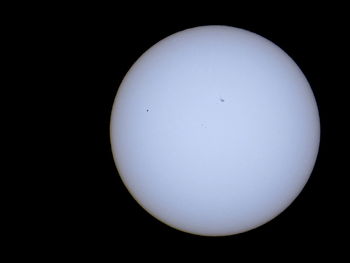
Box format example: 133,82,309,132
110,25,320,236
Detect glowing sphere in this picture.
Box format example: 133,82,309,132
110,25,320,236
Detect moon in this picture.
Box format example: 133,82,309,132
110,25,320,236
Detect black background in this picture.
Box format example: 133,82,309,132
47,7,346,256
